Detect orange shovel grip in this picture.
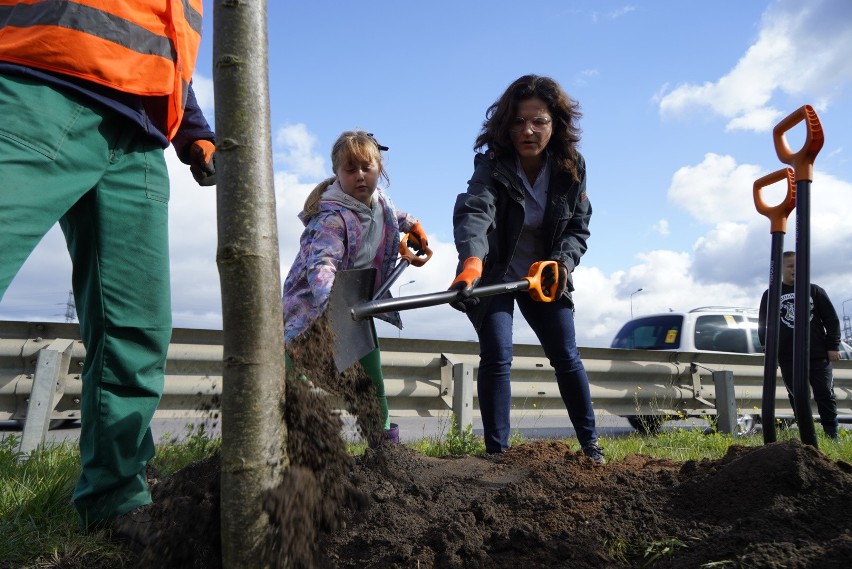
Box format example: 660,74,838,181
524,260,558,302
753,167,795,234
399,233,433,267
773,105,824,182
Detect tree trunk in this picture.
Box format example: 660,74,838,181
212,2,288,567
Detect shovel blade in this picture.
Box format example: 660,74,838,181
328,268,377,372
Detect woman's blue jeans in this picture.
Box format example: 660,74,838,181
475,292,598,453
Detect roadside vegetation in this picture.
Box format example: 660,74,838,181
1,423,849,568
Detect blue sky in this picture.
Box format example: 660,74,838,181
3,0,852,347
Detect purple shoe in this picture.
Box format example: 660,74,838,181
384,423,400,443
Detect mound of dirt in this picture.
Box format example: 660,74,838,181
136,437,852,569
318,439,852,569
130,317,852,568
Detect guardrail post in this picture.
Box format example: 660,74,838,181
689,363,715,408
442,353,474,432
452,362,474,433
19,338,75,456
440,354,455,409
713,370,737,435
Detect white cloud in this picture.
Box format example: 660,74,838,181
164,149,221,328
826,147,844,160
608,6,637,19
190,74,215,117
570,156,852,347
574,68,600,87
571,250,761,347
652,219,670,237
0,226,73,322
724,107,783,132
668,153,763,223
591,5,637,23
658,0,852,132
274,124,326,179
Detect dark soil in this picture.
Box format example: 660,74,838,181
120,316,852,568
135,437,852,569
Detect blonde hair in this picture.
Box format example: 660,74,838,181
302,130,390,217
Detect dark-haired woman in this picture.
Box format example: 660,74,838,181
450,75,603,463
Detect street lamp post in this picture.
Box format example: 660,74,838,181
842,298,852,342
630,288,644,319
398,280,415,338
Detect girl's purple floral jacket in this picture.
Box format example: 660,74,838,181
282,184,418,344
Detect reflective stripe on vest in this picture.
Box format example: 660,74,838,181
0,0,203,140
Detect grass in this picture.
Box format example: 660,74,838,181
606,536,689,567
1,422,850,568
0,425,221,569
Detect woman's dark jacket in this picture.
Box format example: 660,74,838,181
452,151,592,330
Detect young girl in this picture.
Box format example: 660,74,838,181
282,130,428,443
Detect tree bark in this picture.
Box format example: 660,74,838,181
213,2,288,567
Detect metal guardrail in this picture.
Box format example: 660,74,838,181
3,321,851,451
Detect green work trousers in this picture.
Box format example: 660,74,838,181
0,72,172,527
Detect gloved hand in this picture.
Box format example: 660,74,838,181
189,140,217,186
450,295,480,313
449,257,482,313
407,222,429,255
541,261,570,299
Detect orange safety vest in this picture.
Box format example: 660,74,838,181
0,0,203,140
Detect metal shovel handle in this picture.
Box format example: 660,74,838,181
351,260,557,320
753,167,796,234
773,104,824,182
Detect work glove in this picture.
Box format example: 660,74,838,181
407,222,429,255
189,140,217,186
449,257,482,313
541,261,570,300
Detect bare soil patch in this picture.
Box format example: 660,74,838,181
129,317,852,568
135,437,852,569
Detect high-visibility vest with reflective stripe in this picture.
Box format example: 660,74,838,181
0,0,203,140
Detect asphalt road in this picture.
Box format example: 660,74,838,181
1,413,707,446
4,414,847,452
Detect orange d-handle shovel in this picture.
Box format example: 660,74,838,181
754,167,795,444
370,233,433,301
351,260,559,321
774,104,824,448
328,260,559,373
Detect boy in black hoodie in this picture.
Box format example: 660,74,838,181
759,251,843,438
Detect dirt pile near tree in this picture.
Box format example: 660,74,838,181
130,316,852,568
136,437,852,569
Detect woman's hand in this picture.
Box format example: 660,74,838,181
449,257,482,312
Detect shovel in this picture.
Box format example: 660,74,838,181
328,259,559,372
773,104,824,448
326,235,432,373
753,166,795,444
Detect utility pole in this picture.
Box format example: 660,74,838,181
63,290,76,323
